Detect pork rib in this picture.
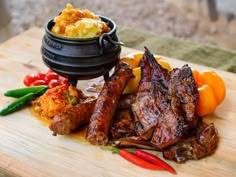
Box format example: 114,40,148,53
131,49,162,140
168,65,199,127
110,109,136,140
151,64,200,149
132,47,199,149
163,121,219,163
118,93,136,109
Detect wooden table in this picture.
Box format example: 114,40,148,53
0,27,236,177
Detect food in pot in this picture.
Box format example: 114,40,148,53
51,3,110,38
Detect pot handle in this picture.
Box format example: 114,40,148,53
99,33,124,54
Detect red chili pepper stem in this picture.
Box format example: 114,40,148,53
101,147,120,153
127,149,177,175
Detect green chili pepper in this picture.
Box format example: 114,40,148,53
33,86,48,97
4,86,48,98
0,87,48,116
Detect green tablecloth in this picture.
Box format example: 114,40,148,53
117,26,236,73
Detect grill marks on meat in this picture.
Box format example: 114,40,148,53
110,48,219,163
112,136,157,150
151,65,200,149
163,121,219,163
110,109,136,140
86,62,133,145
49,98,96,136
149,51,186,149
118,93,136,109
132,52,160,140
168,66,199,127
132,47,200,150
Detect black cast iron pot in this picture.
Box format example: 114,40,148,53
41,16,122,85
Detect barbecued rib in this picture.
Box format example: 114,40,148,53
151,64,200,149
86,62,133,145
110,109,136,140
112,136,157,150
132,47,181,146
132,47,199,150
148,49,187,149
168,65,199,127
151,65,200,149
163,121,219,163
131,49,158,140
118,93,136,109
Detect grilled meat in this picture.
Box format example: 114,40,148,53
168,65,199,127
118,93,136,109
163,121,219,163
45,46,218,163
49,98,96,136
109,47,218,163
112,136,157,150
33,84,97,136
131,49,161,140
110,109,136,140
110,107,155,149
86,62,133,145
132,47,199,149
151,65,200,149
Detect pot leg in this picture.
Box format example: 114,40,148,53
68,78,78,86
103,72,110,82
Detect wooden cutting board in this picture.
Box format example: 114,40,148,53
0,27,236,177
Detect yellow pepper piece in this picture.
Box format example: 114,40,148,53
120,57,139,69
123,67,141,94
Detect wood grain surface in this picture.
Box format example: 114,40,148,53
0,27,236,177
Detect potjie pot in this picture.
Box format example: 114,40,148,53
41,16,122,85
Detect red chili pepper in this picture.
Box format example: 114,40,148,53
103,147,164,170
127,149,176,174
119,149,165,170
